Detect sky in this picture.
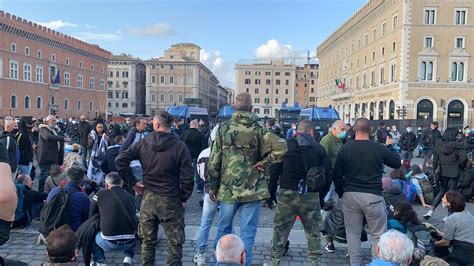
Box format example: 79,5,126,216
0,0,366,87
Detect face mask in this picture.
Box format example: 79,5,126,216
465,129,471,134
441,202,449,209
406,127,412,133
337,131,347,139
392,128,397,132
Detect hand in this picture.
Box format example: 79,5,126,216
209,190,217,202
422,204,432,208
32,144,37,150
385,138,393,146
133,182,145,195
253,161,265,172
182,202,186,209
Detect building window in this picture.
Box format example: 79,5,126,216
90,64,94,71
100,79,105,90
64,99,69,110
392,14,398,31
265,71,271,75
254,108,260,114
89,77,95,89
255,71,260,76
36,97,42,109
108,91,113,98
285,89,289,94
381,47,385,56
245,71,250,75
265,88,269,94
275,89,279,94
285,72,290,76
122,103,128,108
89,101,93,110
371,71,375,85
255,79,260,85
122,92,128,99
108,102,111,108
24,47,30,56
264,109,270,115
116,71,119,78
169,94,173,102
115,103,119,108
79,61,83,68
392,42,396,51
9,60,18,79
276,80,280,85
109,71,113,78
24,96,31,109
255,88,259,94
451,62,465,81
420,61,434,81
275,72,280,76
266,79,271,85
424,8,436,24
122,81,128,88
169,65,173,70
122,71,128,78
65,57,70,65
285,80,289,85
63,72,70,86
275,98,279,104
11,43,16,53
244,79,251,84
254,98,260,104
372,28,377,41
37,50,42,59
23,64,31,81
455,9,467,25
51,54,56,62
245,88,249,93
455,37,465,48
390,63,396,82
51,97,55,105
179,95,183,102
382,22,387,36
10,95,17,109
160,94,164,102
425,36,434,48
78,75,83,88
364,33,369,46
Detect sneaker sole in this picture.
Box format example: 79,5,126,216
325,247,335,253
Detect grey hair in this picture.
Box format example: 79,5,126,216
153,110,174,128
46,115,56,122
377,230,414,265
216,234,245,263
105,172,123,186
331,120,343,130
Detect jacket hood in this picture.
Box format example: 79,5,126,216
441,141,464,155
231,111,258,126
150,131,179,152
296,133,317,147
19,116,33,133
442,128,459,142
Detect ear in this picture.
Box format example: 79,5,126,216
241,251,246,264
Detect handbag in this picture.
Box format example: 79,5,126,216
301,148,327,193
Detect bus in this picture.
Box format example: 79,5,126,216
166,106,209,125
299,107,340,136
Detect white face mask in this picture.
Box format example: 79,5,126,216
406,127,412,133
441,202,448,209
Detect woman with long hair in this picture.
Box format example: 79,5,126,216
86,121,109,186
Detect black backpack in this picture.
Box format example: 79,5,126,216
406,224,436,264
38,188,76,236
301,148,327,193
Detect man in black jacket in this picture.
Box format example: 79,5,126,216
115,111,194,266
181,119,208,193
90,172,137,266
421,121,442,167
78,115,92,168
333,118,401,265
269,120,332,266
0,119,18,177
16,116,35,176
399,126,417,162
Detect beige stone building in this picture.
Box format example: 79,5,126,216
296,63,318,107
107,54,146,116
144,43,220,117
235,60,297,118
317,0,474,129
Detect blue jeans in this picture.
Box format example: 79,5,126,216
91,232,136,263
17,163,32,176
38,164,52,193
196,193,219,254
193,158,203,191
213,200,261,266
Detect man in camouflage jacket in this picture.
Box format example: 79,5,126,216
208,93,287,266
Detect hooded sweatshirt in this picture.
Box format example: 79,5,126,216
433,129,468,178
115,131,194,202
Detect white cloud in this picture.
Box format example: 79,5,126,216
200,49,234,87
126,22,175,37
36,20,78,30
73,32,121,42
116,30,122,35
255,39,297,59
84,24,96,29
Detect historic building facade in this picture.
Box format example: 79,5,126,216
317,0,473,128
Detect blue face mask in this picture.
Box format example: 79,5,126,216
337,131,347,139
465,129,471,134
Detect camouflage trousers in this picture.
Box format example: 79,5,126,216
271,188,322,265
139,190,185,266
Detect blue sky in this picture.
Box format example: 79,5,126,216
0,0,366,87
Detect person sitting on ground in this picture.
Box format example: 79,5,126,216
387,201,421,234
390,168,417,203
42,225,79,266
47,166,90,231
407,164,433,208
12,174,47,228
89,172,138,266
435,191,474,265
215,234,246,266
458,160,473,202
368,229,414,266
44,164,65,194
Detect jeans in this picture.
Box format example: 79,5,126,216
17,162,32,176
193,158,203,191
132,166,144,210
196,193,219,254
80,145,91,169
213,200,261,266
38,164,52,193
91,232,136,263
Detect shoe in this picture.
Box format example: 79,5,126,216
197,189,203,193
325,243,335,253
424,209,433,219
123,256,132,266
193,253,206,265
442,216,448,223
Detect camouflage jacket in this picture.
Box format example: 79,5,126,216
208,111,287,203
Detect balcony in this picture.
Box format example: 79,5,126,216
331,90,353,100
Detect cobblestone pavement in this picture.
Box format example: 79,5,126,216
2,157,472,265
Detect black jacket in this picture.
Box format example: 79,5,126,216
270,134,333,193
17,117,34,165
78,121,92,147
76,213,100,265
90,186,137,238
399,132,417,151
101,145,121,174
180,128,208,159
334,140,401,197
115,131,194,202
421,128,442,148
433,141,468,178
376,128,389,144
37,124,65,165
0,131,17,172
458,168,473,198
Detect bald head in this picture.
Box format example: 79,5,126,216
215,234,246,265
4,120,18,132
80,115,87,122
190,119,199,129
354,118,370,139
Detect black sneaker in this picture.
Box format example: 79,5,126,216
325,243,335,253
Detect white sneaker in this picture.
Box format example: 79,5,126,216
193,253,206,265
123,256,133,265
424,209,433,219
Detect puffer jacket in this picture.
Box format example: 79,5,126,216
433,129,468,178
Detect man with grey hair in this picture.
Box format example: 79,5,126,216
215,234,246,266
89,172,137,265
37,115,70,192
116,110,194,265
368,229,414,266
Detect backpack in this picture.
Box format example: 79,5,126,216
301,149,327,193
38,188,76,236
392,179,417,203
14,183,25,222
406,224,436,263
413,175,434,204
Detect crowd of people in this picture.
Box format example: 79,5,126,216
0,93,473,266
